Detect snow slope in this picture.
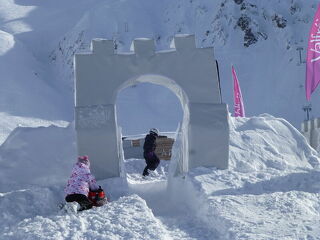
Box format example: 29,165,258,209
1,0,319,138
49,0,320,133
0,115,319,239
0,0,72,143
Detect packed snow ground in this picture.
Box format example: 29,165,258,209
0,115,320,239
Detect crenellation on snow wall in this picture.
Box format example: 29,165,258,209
91,38,114,56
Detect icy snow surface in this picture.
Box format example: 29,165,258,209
0,115,320,239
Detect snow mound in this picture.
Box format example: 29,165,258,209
1,194,170,240
183,115,320,239
0,124,76,192
229,114,320,172
0,112,68,145
0,187,63,228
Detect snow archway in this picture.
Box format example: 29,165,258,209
115,75,187,135
74,35,229,179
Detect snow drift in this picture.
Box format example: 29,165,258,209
0,124,76,192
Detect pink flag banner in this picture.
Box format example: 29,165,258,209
232,66,245,117
306,4,320,101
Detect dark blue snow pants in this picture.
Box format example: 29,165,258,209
142,151,160,176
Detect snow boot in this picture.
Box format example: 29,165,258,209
142,167,149,177
59,202,78,214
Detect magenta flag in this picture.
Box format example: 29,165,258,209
306,4,320,101
232,66,245,117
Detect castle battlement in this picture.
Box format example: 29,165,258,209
88,35,212,58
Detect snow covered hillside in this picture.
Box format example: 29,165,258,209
1,0,319,136
0,115,319,239
49,0,320,132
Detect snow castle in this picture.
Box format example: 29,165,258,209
74,35,229,179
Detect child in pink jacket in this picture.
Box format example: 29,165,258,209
65,155,99,211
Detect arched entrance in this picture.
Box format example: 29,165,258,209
74,35,229,179
115,81,184,136
115,75,189,177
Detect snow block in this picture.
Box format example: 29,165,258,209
91,38,114,55
75,34,229,179
189,103,229,169
75,104,119,178
172,34,196,51
131,38,155,56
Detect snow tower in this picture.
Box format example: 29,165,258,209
74,35,229,179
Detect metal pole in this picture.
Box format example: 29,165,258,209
215,60,222,103
303,104,312,121
297,47,303,64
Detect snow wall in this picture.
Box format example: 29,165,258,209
75,34,229,179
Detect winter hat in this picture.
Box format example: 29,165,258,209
78,155,90,165
149,128,159,136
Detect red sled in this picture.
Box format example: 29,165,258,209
88,186,108,207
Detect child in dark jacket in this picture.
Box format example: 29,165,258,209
142,128,160,176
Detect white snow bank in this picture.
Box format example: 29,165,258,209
0,112,68,145
1,194,170,240
181,115,320,239
229,114,320,172
0,187,63,228
0,123,76,192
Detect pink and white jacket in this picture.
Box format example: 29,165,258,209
65,162,99,196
